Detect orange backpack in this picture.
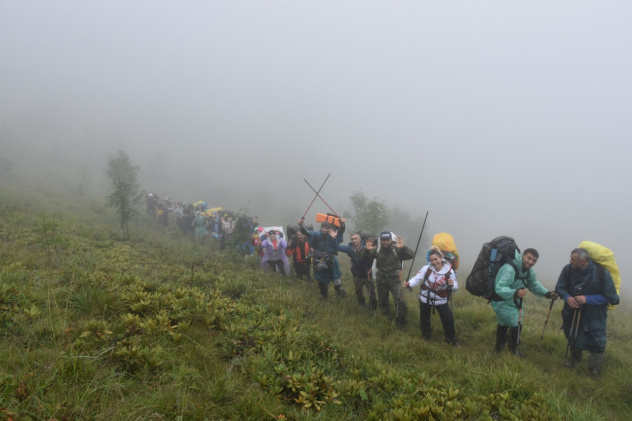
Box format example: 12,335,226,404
315,213,341,227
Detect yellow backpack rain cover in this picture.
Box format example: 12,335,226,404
432,233,460,270
579,241,621,310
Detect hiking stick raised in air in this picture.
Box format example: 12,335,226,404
303,177,338,216
396,210,429,321
301,174,331,219
540,298,555,339
403,211,429,291
244,198,251,216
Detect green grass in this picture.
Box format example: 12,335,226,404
0,180,629,420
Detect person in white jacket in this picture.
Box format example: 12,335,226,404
404,247,458,346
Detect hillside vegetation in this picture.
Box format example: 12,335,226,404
0,182,630,420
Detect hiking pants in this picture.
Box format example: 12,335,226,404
293,261,310,281
353,275,377,308
268,260,285,275
376,273,406,325
419,301,455,344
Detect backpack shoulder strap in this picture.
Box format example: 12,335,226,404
423,267,432,282
595,262,606,289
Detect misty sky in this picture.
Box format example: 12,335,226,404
1,1,631,287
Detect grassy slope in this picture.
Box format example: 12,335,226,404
0,182,630,420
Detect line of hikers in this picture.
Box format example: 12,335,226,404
141,194,620,377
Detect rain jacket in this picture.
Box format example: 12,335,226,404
301,226,344,284
191,213,208,240
337,242,373,278
491,251,549,327
261,237,289,272
555,260,619,352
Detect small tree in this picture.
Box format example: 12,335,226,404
345,190,390,234
106,150,142,238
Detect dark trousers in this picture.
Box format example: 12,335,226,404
293,261,311,280
268,260,285,275
376,273,406,325
353,275,377,308
419,301,455,343
495,324,521,352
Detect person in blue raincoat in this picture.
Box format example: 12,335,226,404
555,248,619,376
298,216,346,299
492,248,558,357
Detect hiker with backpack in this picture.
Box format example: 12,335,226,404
555,248,619,377
361,232,415,328
492,248,558,357
298,216,347,299
337,232,377,311
404,247,458,345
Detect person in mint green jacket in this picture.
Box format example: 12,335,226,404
491,249,558,357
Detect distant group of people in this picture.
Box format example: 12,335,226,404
140,193,620,378
141,192,255,250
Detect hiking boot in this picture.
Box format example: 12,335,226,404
334,285,347,298
446,338,458,347
588,352,604,378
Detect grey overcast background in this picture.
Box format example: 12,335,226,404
1,1,630,289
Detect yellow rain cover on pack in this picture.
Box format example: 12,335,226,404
579,241,621,310
432,233,460,270
204,207,223,216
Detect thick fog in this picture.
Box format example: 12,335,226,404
1,1,631,288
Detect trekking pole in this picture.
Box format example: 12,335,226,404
244,198,251,216
367,269,375,316
302,173,331,219
564,308,579,365
516,297,524,350
570,308,582,361
397,210,429,321
447,286,453,313
303,178,338,216
540,299,555,339
446,261,455,313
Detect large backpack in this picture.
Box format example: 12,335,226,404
578,241,621,310
466,236,521,301
431,233,460,271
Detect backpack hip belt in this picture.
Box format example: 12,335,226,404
420,284,449,298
